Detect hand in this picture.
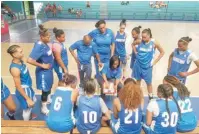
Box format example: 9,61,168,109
114,84,117,91
104,82,109,89
75,58,80,66
26,98,35,108
98,62,103,68
179,72,189,77
41,63,51,69
126,55,130,60
63,68,68,74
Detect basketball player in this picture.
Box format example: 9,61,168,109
52,27,68,81
46,74,78,133
27,25,54,115
143,84,181,134
1,78,16,120
168,36,199,84
163,75,197,132
133,28,164,99
8,45,36,120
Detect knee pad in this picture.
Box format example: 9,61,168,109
41,91,51,102
23,108,32,121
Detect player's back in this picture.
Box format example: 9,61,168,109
48,87,74,122
173,89,197,132
153,99,179,134
117,100,142,134
76,95,102,133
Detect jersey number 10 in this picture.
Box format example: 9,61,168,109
83,111,97,124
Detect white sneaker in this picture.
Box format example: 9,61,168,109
46,94,52,104
41,103,49,116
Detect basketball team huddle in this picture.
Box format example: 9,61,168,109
1,19,199,134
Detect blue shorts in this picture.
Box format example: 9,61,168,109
142,123,157,134
77,125,100,134
1,84,10,102
15,85,35,110
36,69,53,92
119,56,127,69
46,119,74,133
133,61,153,84
177,115,197,132
54,63,68,81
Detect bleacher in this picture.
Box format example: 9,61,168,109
2,120,199,134
35,1,199,20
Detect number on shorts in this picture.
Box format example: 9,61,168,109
124,109,139,124
83,111,97,124
178,99,193,113
161,112,178,127
54,97,62,111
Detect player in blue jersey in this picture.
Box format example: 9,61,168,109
76,79,111,134
46,74,78,133
88,20,115,77
69,35,101,89
111,81,143,134
1,78,16,120
115,19,128,80
163,75,197,132
98,56,123,95
143,84,181,134
168,36,199,84
27,25,54,115
52,27,68,81
7,45,36,120
130,26,142,76
133,28,164,99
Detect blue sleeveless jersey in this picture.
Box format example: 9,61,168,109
76,95,102,133
173,89,197,132
29,41,54,71
135,39,155,69
1,78,10,102
9,61,32,86
53,40,68,68
48,87,74,123
116,100,142,133
115,31,126,58
168,49,192,83
153,99,179,134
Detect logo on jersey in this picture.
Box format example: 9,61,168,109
173,57,185,64
47,50,52,56
23,66,28,74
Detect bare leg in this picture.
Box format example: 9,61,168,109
3,95,16,114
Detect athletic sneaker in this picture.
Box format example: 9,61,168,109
30,113,37,120
41,103,49,115
46,94,52,104
6,112,15,120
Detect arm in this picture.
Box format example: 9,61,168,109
27,57,49,69
71,89,79,103
69,43,80,65
53,48,67,73
168,52,174,72
10,68,34,108
152,40,165,66
100,98,111,120
187,60,199,76
146,110,153,126
111,31,115,57
111,43,115,57
132,39,141,54
102,74,109,87
113,98,120,119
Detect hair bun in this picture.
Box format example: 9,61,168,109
39,24,44,30
138,26,142,29
122,19,126,23
189,37,192,42
53,27,58,33
148,28,151,31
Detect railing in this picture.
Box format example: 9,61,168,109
40,10,199,21
2,9,199,24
